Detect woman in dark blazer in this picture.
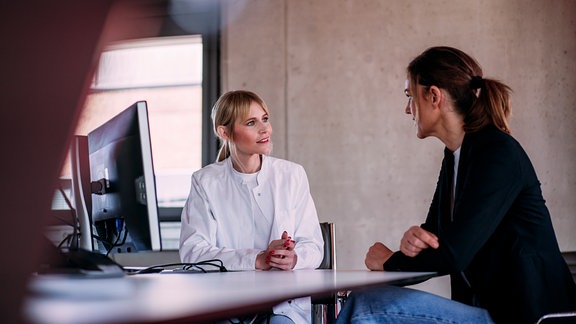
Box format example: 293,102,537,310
336,46,576,324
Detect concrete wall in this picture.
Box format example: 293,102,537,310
221,0,576,295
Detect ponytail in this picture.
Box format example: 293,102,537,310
464,77,512,134
216,141,230,162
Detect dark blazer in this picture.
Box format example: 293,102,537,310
384,127,576,323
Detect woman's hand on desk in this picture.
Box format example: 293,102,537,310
365,226,440,271
266,248,297,270
255,231,297,271
365,242,394,271
256,251,273,270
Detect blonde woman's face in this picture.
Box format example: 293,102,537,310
231,101,272,158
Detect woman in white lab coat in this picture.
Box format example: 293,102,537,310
180,90,324,324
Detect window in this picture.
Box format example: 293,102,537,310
77,35,203,209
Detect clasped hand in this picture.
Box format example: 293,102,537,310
365,226,439,271
256,231,297,271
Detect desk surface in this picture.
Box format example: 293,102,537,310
24,269,435,323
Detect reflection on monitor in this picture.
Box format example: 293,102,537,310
86,101,162,253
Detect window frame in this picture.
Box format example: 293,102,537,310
154,2,221,221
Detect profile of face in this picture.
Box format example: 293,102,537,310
230,101,273,158
404,79,434,139
404,79,416,118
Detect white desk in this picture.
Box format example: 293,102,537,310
24,270,435,323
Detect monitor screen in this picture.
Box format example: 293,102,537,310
86,101,162,253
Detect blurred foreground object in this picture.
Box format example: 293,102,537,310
0,1,163,322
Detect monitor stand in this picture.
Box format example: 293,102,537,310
37,240,125,278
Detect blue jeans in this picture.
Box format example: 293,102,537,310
336,285,494,324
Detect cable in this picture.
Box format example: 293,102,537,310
56,186,81,249
182,259,227,272
57,233,74,249
104,219,128,257
130,260,228,275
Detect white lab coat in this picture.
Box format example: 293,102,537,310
180,155,324,323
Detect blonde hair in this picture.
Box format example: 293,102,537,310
211,90,270,162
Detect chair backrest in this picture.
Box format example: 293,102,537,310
317,222,336,270
563,251,576,283
536,251,576,323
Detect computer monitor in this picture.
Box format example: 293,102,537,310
84,101,162,253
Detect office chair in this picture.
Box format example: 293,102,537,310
312,222,347,324
536,312,576,324
535,251,576,323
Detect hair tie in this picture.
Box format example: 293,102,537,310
470,75,484,89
